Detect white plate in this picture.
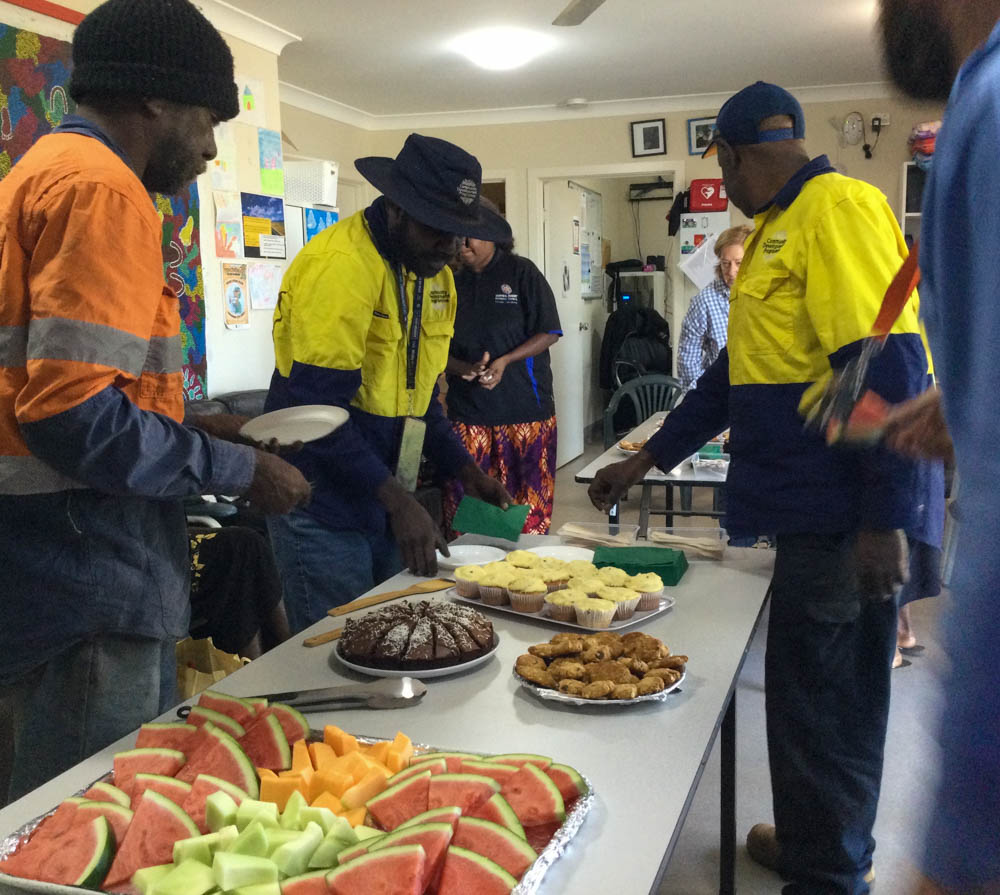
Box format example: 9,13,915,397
434,544,508,570
525,545,595,562
239,405,349,446
514,670,685,707
616,445,641,455
331,633,501,679
450,588,675,632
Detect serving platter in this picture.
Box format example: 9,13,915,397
330,632,501,679
514,669,685,707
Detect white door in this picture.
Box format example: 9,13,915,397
543,180,587,466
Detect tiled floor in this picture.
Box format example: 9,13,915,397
551,439,946,894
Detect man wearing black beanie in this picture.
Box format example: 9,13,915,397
0,0,310,804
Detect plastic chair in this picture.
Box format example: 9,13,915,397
603,374,684,448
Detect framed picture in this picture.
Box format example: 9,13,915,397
688,117,717,156
630,118,666,157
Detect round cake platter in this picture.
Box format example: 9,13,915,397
513,669,685,707
330,633,501,680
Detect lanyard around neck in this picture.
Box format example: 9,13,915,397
394,266,425,392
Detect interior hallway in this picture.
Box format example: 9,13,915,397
551,440,948,894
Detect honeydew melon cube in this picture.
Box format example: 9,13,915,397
232,884,280,895
279,790,308,830
206,790,238,833
212,852,278,891
298,806,336,835
150,859,216,895
229,820,270,858
264,828,301,855
236,799,280,830
131,864,174,895
270,821,324,878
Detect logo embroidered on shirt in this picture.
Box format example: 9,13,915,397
762,231,788,255
429,289,451,304
372,309,390,319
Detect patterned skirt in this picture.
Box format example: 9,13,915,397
444,416,557,536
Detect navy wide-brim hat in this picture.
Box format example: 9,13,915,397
356,134,512,243
702,81,805,158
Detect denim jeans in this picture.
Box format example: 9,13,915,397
267,510,404,634
767,532,896,895
1,634,177,806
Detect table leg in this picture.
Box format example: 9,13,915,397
665,483,675,527
720,692,736,895
638,485,652,538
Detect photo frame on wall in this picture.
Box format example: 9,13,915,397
688,117,717,156
630,118,666,157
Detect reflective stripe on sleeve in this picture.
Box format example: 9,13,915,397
143,335,183,375
0,325,27,367
27,317,181,376
0,453,84,494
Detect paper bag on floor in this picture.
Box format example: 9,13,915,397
176,636,250,699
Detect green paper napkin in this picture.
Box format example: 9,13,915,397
452,496,531,542
593,545,689,586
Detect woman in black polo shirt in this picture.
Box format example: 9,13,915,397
444,202,562,534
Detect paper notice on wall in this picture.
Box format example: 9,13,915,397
305,206,339,244
678,232,719,290
236,74,266,128
222,262,249,329
248,261,282,310
209,123,238,191
257,128,284,196
213,190,243,259
241,192,285,259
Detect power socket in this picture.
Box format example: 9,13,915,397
872,112,890,130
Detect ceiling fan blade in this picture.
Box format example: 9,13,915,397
552,0,606,26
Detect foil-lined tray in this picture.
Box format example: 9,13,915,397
1,734,594,895
514,669,685,706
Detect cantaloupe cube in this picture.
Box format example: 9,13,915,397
291,739,313,773
310,767,353,801
260,775,301,811
339,807,366,827
323,725,359,756
308,742,338,770
257,767,278,779
295,766,314,796
342,752,369,783
311,791,343,814
366,741,390,764
340,769,389,810
385,749,409,774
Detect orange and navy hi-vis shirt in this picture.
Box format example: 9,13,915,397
0,125,253,497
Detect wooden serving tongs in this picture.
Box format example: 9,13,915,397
302,578,454,647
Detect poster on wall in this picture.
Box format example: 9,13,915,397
155,187,208,398
257,128,284,196
248,261,281,310
305,206,338,243
241,192,286,259
236,74,266,127
221,262,249,329
213,190,243,259
0,23,74,179
209,122,238,191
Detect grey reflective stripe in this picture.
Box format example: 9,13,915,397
27,317,149,377
0,325,27,367
143,335,183,375
0,454,85,494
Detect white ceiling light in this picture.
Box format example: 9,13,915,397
448,27,556,71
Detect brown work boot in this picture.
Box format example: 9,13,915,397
745,824,876,889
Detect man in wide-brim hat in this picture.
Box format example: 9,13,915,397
265,134,514,632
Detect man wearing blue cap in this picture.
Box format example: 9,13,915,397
591,82,931,894
264,134,514,632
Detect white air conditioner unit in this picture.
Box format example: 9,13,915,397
284,159,339,208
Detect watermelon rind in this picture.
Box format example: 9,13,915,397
365,770,431,831
69,816,115,888
427,773,501,814
114,748,187,795
437,845,517,895
368,821,454,891
130,773,192,810
188,705,247,740
388,758,447,787
150,857,216,895
82,781,131,808
469,794,526,839
453,817,538,879
134,723,199,754
499,764,565,826
459,760,521,788
490,753,552,770
281,868,329,894
262,704,310,745
177,727,259,798
240,713,291,771
410,751,481,773
545,763,587,803
397,805,462,831
213,851,279,890
72,800,134,849
197,689,258,727
324,843,425,894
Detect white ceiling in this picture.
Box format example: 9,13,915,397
226,0,888,125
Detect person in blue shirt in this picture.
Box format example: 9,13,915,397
880,1,1000,891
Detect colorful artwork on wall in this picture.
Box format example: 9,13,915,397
155,186,208,400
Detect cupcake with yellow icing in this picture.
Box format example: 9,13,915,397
569,576,604,597
566,559,599,578
538,565,571,592
597,566,631,587
453,564,486,598
478,564,514,605
544,588,588,622
505,549,541,570
629,572,665,610
574,597,617,629
597,585,642,621
506,575,548,613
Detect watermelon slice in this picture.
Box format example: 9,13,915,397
334,841,374,865
239,713,292,771
134,722,200,755
196,689,258,727
499,764,565,827
187,705,246,740
32,797,85,840
0,816,114,889
368,822,453,893
387,758,447,787
544,763,587,805
281,868,330,895
82,782,131,809
260,704,310,746
397,806,462,832
182,774,249,834
409,752,481,774
325,844,425,895
490,753,552,771
174,726,259,798
524,821,561,854
436,846,517,895
452,818,537,880
113,748,186,797
103,790,199,890
468,795,525,840
130,774,192,810
366,772,430,832
427,774,499,815
458,760,520,789
72,800,134,847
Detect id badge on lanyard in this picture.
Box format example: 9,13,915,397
394,267,427,492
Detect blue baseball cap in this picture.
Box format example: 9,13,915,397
702,81,805,158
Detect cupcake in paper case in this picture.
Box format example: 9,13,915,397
453,564,486,597
629,572,665,610
597,566,631,587
545,588,589,622
566,559,599,578
505,549,541,569
568,576,604,597
478,565,514,605
506,575,548,613
539,565,571,592
574,597,617,629
597,585,642,620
